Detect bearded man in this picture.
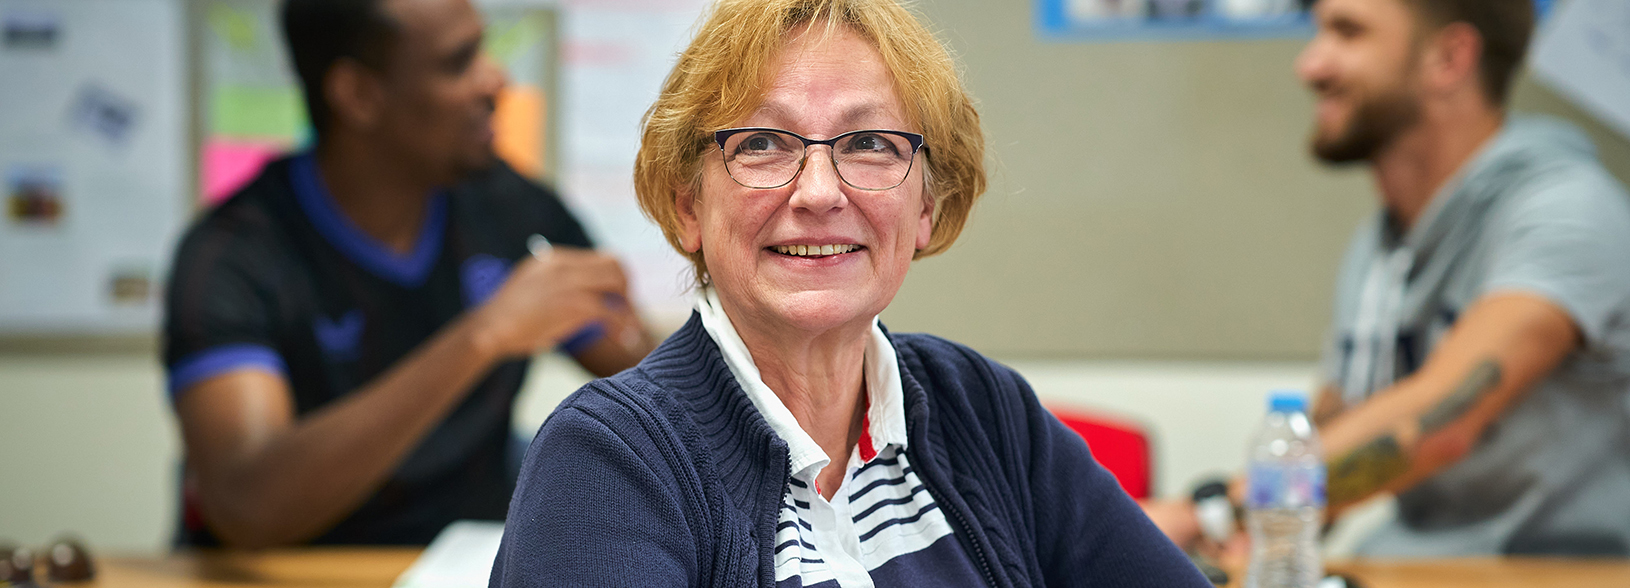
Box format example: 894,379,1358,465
1150,0,1630,557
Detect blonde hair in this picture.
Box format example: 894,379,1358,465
633,0,986,283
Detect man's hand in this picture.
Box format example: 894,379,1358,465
1139,497,1250,569
1140,498,1204,550
1311,385,1345,428
470,248,631,359
571,296,659,378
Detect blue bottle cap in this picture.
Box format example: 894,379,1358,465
1268,390,1308,413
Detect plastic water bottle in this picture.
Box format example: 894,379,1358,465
1245,391,1324,588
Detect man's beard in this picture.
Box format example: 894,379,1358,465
1310,83,1422,165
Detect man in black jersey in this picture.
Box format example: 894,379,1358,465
162,0,654,547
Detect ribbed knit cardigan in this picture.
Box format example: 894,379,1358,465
490,313,1210,587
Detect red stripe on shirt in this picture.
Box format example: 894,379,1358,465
858,395,877,463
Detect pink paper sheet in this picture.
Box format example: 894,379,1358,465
201,140,284,206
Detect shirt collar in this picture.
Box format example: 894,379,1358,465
1388,122,1514,255
693,287,907,477
288,151,448,288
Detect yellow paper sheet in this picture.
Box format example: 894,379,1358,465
493,84,546,178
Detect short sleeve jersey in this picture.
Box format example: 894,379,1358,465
163,152,599,545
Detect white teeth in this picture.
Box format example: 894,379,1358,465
773,244,858,257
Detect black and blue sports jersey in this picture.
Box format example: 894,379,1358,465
163,152,601,545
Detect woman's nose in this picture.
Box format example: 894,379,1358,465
788,147,847,213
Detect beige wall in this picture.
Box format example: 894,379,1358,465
1511,81,1630,187
882,1,1630,360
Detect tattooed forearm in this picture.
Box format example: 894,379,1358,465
1327,434,1411,506
1323,358,1504,506
1418,359,1503,433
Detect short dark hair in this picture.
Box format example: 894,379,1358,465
1401,0,1534,106
280,0,399,136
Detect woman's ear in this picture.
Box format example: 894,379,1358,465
915,191,935,251
675,182,704,253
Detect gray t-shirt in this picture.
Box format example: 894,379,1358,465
1320,116,1630,557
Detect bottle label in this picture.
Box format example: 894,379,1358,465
1247,463,1326,509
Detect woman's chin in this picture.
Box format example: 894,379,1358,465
756,290,889,338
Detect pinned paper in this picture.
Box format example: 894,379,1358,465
107,263,154,305
3,8,60,50
494,85,546,178
485,18,542,65
201,139,284,205
6,164,65,226
211,85,306,140
67,83,140,148
207,3,259,52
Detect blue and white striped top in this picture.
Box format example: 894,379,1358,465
694,289,983,588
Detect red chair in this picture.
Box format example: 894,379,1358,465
1050,408,1153,500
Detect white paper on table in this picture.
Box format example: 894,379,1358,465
392,520,507,588
1530,0,1630,142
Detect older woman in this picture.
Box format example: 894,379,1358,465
490,0,1209,586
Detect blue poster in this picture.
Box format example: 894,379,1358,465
1038,0,1554,42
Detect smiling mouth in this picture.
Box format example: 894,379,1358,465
769,244,864,258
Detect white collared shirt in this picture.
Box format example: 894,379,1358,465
694,288,963,588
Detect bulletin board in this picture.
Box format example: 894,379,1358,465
0,0,188,337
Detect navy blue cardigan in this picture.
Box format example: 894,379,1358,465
491,314,1209,587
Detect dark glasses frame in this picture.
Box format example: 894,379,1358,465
712,127,926,191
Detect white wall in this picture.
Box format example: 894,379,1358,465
0,351,1315,555
1005,359,1317,497
0,354,179,554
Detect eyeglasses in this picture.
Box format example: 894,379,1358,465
713,127,925,191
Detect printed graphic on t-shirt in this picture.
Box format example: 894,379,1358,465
313,310,364,362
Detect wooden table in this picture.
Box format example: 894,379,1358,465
75,549,1630,587
1321,558,1630,588
85,548,421,588
1224,558,1630,588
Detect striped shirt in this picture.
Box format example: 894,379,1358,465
694,289,982,587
